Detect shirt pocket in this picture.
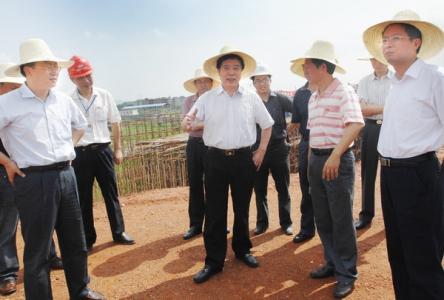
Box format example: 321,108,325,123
94,105,108,122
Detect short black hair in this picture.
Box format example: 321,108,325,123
311,58,336,75
216,54,245,70
383,23,422,54
251,75,271,82
20,62,36,77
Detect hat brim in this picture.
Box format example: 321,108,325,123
250,71,272,79
183,76,220,94
203,51,256,80
5,58,74,77
363,19,444,61
0,76,25,84
289,57,346,78
357,56,388,65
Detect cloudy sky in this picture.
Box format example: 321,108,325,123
1,0,443,102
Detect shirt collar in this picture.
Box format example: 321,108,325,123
372,70,391,80
270,91,277,97
216,85,244,96
315,78,340,98
19,83,54,100
390,59,424,82
75,86,98,101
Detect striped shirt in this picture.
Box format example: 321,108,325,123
357,71,392,120
307,79,364,149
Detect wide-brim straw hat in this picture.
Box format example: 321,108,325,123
0,63,25,84
250,64,272,79
5,38,73,76
183,68,220,93
290,40,346,78
357,56,388,65
203,46,256,79
363,10,444,60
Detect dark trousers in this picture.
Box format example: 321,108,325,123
309,150,358,284
254,141,292,228
186,137,207,229
359,121,381,222
14,167,89,300
204,148,256,268
73,146,125,247
298,139,315,235
380,155,444,300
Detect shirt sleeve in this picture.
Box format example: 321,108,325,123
341,87,365,125
291,91,301,123
193,94,205,121
106,91,122,123
432,68,444,126
279,94,293,113
69,98,88,130
0,97,10,130
357,77,368,102
181,96,193,118
253,93,274,129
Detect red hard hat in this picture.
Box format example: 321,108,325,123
68,55,93,78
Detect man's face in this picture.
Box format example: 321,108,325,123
253,75,271,95
370,58,388,74
26,61,60,89
70,74,94,90
382,24,421,65
302,59,323,85
0,82,21,95
218,58,242,89
194,77,213,95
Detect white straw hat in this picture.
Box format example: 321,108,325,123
357,56,388,65
363,10,444,60
183,68,220,93
203,45,256,79
290,40,346,78
5,38,74,76
0,63,25,84
250,64,272,79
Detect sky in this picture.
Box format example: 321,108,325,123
1,0,443,102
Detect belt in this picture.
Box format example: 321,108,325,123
21,161,70,173
208,146,251,156
380,152,436,167
188,136,203,141
365,119,383,125
311,148,351,156
75,142,110,152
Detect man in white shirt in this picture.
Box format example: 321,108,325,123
355,57,391,230
364,10,444,299
69,56,134,251
184,46,274,284
0,39,105,300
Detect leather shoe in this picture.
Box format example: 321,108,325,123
253,225,268,235
293,232,314,243
236,253,259,268
354,219,371,230
50,256,64,270
0,278,16,296
333,281,355,298
80,289,106,300
310,264,335,279
282,226,293,235
193,265,222,284
113,232,135,245
183,226,202,240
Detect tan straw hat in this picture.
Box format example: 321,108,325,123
0,63,25,84
363,10,444,60
5,38,74,76
183,68,220,93
203,45,256,79
290,40,346,78
250,64,272,79
357,56,388,65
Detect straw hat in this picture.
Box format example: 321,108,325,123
363,10,444,60
250,64,272,79
290,40,346,78
5,38,73,76
0,63,25,84
183,69,220,93
203,46,256,79
357,56,388,65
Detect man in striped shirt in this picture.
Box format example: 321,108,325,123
292,40,364,299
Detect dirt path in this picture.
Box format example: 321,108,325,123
6,163,395,299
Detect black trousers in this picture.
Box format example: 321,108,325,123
380,155,444,300
298,139,315,235
14,167,89,300
204,148,255,269
186,137,207,229
73,145,125,247
254,141,292,229
359,121,381,222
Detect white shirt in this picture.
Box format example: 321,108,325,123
192,86,274,149
357,71,392,120
0,84,87,168
378,59,444,158
71,87,121,146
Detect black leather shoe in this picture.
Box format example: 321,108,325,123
0,278,16,296
113,232,135,245
193,265,222,284
50,256,64,270
354,219,372,230
333,281,355,298
310,264,335,279
183,226,202,240
293,232,314,243
236,253,259,268
80,289,106,300
282,226,293,235
254,225,268,235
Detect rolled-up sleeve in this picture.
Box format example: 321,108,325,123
69,98,87,130
253,94,274,129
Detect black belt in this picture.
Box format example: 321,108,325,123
21,161,70,173
75,142,110,152
380,152,436,167
188,136,203,141
311,148,351,156
365,119,383,125
208,146,251,156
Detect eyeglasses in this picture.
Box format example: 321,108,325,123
382,35,411,45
